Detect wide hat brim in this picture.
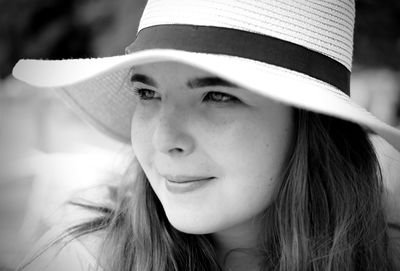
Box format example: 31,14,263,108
12,48,400,151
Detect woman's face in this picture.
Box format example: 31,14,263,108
130,62,294,234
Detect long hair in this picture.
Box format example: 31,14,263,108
24,109,400,271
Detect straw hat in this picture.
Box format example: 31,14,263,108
12,0,400,150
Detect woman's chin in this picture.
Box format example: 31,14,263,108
165,212,221,235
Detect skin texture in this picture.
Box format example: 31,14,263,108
129,62,294,263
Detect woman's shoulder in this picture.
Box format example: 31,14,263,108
18,227,106,271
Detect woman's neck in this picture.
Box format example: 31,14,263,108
212,216,264,271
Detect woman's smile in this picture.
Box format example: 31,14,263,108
161,174,216,183
164,176,216,194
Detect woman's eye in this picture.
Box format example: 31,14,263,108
129,88,239,104
203,91,240,103
131,88,160,101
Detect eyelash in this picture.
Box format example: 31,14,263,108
131,88,241,104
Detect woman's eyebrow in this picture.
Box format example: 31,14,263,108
130,74,237,89
187,76,238,89
130,73,158,87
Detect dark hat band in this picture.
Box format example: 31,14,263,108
126,24,350,95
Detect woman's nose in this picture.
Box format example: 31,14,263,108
152,106,195,157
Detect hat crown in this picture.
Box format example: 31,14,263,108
138,0,355,71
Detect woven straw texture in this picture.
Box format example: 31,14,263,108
55,67,136,142
139,0,355,71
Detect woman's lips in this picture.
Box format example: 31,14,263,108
164,177,215,193
162,174,215,183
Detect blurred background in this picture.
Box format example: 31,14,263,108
0,0,400,269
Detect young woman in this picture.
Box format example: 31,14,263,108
13,0,400,270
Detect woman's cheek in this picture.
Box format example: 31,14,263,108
131,111,157,162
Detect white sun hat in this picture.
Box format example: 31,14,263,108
12,0,400,150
